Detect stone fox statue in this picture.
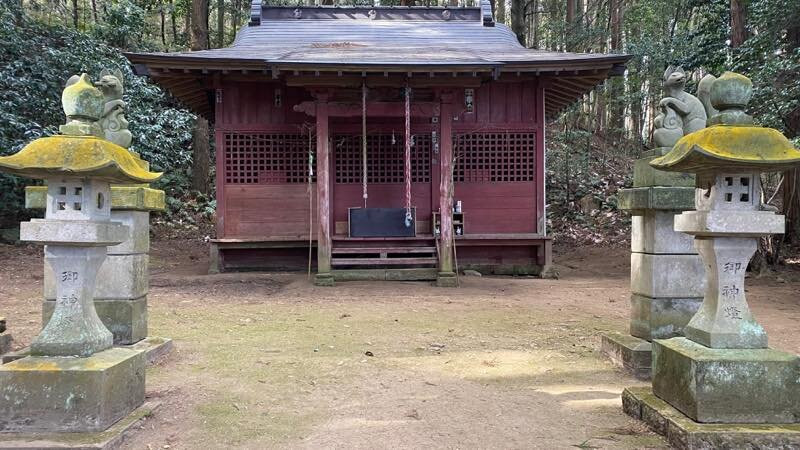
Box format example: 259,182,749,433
653,101,684,148
653,66,716,148
659,66,710,135
95,68,132,149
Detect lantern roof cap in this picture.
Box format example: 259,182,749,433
650,125,800,174
0,136,162,183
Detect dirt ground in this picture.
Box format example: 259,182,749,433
2,240,800,449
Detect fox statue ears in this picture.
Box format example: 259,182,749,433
99,68,125,84
65,74,81,87
664,65,686,80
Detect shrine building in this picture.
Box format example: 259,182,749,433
125,0,629,285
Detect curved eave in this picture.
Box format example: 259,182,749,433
125,52,630,121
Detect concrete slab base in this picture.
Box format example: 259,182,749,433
436,272,458,287
0,335,11,355
0,400,160,449
623,386,800,450
653,337,800,423
0,348,145,433
600,332,652,380
126,337,174,364
2,337,173,366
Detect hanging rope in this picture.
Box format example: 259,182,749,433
362,81,368,208
404,84,413,227
306,125,314,280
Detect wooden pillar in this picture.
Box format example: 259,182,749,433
314,92,334,286
536,79,553,275
437,90,458,287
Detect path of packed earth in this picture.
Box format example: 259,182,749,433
3,240,800,449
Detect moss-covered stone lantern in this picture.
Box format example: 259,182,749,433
0,74,161,433
645,71,800,425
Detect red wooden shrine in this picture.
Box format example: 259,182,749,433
126,0,629,285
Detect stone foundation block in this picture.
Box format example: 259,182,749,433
0,401,160,450
630,294,702,341
631,211,698,255
633,157,695,188
314,273,334,286
0,347,145,432
630,253,705,298
652,337,800,423
618,186,696,213
45,253,148,300
436,271,458,287
43,297,147,345
0,334,11,355
107,210,149,255
623,386,800,450
600,332,652,380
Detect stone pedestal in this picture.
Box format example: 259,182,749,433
0,334,11,355
0,347,145,432
436,271,458,287
28,185,164,345
603,148,704,378
652,337,799,423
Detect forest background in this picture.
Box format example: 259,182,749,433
1,0,799,264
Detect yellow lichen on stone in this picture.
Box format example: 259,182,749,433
651,125,800,173
0,136,161,183
26,185,166,211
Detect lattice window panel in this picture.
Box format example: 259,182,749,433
224,133,315,184
454,132,536,182
334,134,431,184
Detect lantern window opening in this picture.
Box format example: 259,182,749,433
73,202,82,210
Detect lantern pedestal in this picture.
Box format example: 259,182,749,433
652,337,799,423
0,347,145,433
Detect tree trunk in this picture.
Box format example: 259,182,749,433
730,0,747,48
510,0,524,46
217,0,224,47
565,0,575,51
191,0,209,51
606,0,624,136
190,0,210,194
160,4,167,47
495,0,505,25
610,0,622,52
169,0,178,44
71,0,78,28
192,118,211,194
90,0,97,22
530,0,539,48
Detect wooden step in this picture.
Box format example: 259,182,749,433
333,268,438,281
331,257,437,266
332,246,436,255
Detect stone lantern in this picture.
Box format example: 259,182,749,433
622,72,800,445
0,74,162,432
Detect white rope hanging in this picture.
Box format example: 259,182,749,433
404,84,413,228
361,82,368,208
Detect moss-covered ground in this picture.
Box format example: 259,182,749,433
4,240,800,448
